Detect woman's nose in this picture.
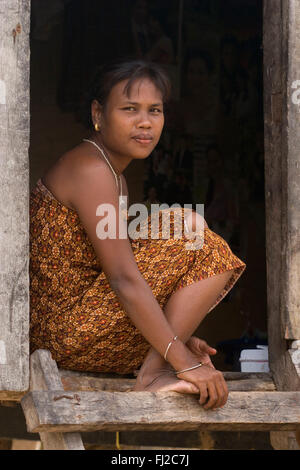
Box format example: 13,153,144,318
136,112,152,127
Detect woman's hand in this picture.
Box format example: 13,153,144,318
177,363,229,410
179,337,228,410
186,336,217,369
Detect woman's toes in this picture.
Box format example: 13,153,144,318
174,379,199,394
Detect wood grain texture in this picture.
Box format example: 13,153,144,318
21,389,300,433
59,369,276,392
263,0,286,380
0,0,30,398
25,350,84,450
281,0,300,340
30,349,63,392
0,391,27,401
263,0,300,386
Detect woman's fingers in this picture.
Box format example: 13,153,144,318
188,337,217,356
178,364,228,409
198,382,208,406
212,380,226,409
200,340,217,355
198,340,217,355
199,371,228,410
218,374,229,408
203,381,218,410
211,372,229,409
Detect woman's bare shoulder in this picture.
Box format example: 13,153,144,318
61,141,106,171
42,141,107,210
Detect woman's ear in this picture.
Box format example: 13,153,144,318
91,99,103,127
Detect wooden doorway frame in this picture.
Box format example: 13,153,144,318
263,0,300,448
263,0,300,390
0,0,30,399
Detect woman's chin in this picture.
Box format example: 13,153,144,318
130,140,157,158
131,149,155,160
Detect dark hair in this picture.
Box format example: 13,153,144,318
80,58,172,130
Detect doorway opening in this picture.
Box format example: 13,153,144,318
30,0,266,372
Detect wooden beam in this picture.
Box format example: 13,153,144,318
21,389,300,433
263,0,286,380
263,0,300,387
59,369,276,393
0,370,277,401
0,391,27,402
281,0,300,340
0,0,30,400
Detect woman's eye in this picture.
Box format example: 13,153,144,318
122,107,162,113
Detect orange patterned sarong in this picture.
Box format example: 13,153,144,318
29,178,246,374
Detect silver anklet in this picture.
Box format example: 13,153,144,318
175,363,203,375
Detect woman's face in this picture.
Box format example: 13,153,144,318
93,78,165,161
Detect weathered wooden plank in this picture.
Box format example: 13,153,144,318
270,431,300,451
272,343,300,449
30,349,64,392
0,370,276,400
27,350,84,450
0,391,27,402
21,390,300,433
263,0,300,387
263,0,286,378
281,0,300,340
59,370,276,392
0,0,30,398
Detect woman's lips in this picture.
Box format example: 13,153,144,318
132,137,153,145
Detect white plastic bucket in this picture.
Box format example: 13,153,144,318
239,345,269,372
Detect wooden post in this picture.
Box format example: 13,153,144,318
27,349,85,450
280,0,300,340
263,0,300,449
0,0,30,400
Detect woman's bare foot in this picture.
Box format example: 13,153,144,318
132,336,217,393
133,369,199,393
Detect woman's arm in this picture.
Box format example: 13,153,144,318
111,272,196,371
68,159,197,371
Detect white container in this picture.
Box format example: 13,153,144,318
239,345,269,372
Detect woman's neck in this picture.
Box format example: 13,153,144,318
90,133,130,177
